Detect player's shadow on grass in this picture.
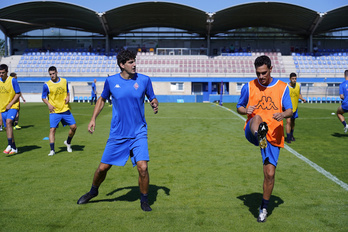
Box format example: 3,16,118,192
90,184,170,205
6,145,41,157
237,193,284,219
16,125,34,129
57,145,85,153
331,132,348,137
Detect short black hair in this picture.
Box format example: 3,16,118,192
0,64,8,72
48,66,57,72
345,70,348,77
254,55,272,69
289,72,297,78
117,50,136,70
10,72,17,77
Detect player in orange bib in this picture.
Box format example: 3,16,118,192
237,55,293,222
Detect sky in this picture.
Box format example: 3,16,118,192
0,0,347,39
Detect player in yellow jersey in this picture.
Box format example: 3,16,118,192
42,66,77,156
0,64,21,154
10,73,26,130
286,73,306,143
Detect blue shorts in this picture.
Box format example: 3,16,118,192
245,120,258,146
342,102,348,112
1,109,18,127
291,109,299,119
245,120,280,167
101,132,149,167
49,110,76,128
261,141,280,167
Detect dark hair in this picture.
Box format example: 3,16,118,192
48,66,57,72
254,55,272,69
0,64,8,72
117,50,136,70
10,72,17,77
289,72,297,78
345,70,348,77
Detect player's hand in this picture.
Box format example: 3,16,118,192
246,105,256,114
150,99,158,114
65,97,69,104
48,105,56,113
5,104,12,110
88,120,96,134
272,112,284,121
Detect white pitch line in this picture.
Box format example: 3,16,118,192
214,103,348,191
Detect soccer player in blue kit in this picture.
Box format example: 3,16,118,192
336,70,348,133
91,79,97,105
77,50,159,212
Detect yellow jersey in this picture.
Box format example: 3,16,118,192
0,76,20,112
44,77,70,113
288,83,300,112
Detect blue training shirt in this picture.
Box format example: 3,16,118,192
12,78,21,93
101,73,156,139
91,82,96,96
339,79,348,108
237,78,292,111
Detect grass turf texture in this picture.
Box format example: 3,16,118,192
0,102,347,231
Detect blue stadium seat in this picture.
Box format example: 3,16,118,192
326,97,331,103
336,97,341,103
84,97,88,102
321,97,326,103
317,97,321,103
308,97,312,103
74,96,78,102
79,96,83,103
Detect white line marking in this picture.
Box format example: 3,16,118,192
214,103,348,191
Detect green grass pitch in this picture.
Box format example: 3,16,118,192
0,102,347,231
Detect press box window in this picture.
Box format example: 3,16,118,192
171,82,184,91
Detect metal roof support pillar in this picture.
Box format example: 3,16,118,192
206,12,214,56
308,12,325,53
4,35,8,56
97,12,110,53
207,35,211,56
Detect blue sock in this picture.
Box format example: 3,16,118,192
140,193,148,203
12,142,16,150
90,185,99,196
342,121,347,127
8,138,12,147
290,129,294,137
50,143,54,151
261,198,269,210
286,133,291,139
67,136,72,144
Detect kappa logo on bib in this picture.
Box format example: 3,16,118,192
133,83,139,90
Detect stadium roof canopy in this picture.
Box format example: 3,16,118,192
0,1,347,38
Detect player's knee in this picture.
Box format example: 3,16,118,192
71,124,77,132
137,163,148,177
97,164,111,173
6,120,13,127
